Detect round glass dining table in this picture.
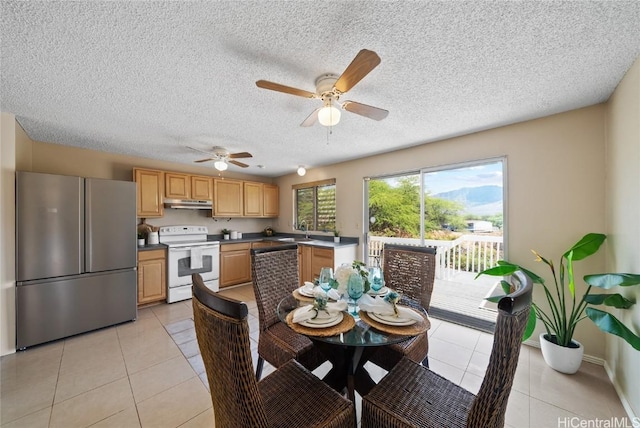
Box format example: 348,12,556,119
276,293,428,401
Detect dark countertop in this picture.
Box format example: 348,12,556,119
210,233,358,248
137,243,168,251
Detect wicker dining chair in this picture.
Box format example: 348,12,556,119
368,244,437,371
251,244,327,380
361,270,533,428
192,273,355,428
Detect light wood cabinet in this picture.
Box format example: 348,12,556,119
191,175,213,200
220,242,251,288
263,184,279,217
298,244,358,285
243,182,264,216
137,249,166,305
164,172,190,199
214,179,244,217
134,168,164,217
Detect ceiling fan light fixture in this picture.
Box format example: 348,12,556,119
318,98,341,127
297,166,306,176
214,160,228,171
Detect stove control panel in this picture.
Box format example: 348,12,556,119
159,225,209,236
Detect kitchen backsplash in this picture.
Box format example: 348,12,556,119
138,208,276,235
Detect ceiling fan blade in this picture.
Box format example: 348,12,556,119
342,101,389,121
229,152,253,159
194,158,215,163
300,108,320,127
334,49,381,93
229,160,249,168
256,80,316,98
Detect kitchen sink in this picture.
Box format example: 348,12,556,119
277,237,314,242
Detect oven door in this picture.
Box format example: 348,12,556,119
167,244,219,288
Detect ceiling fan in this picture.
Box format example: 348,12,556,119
256,49,389,127
188,146,253,171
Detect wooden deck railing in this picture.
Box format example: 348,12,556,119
368,235,503,280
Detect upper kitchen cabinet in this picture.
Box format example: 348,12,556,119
243,182,263,216
263,184,279,217
134,168,164,217
164,172,190,199
191,175,213,200
214,178,243,217
242,182,279,217
165,172,213,201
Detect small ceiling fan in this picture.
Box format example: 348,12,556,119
188,146,253,171
256,49,389,127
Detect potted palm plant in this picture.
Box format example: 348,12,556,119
477,233,640,374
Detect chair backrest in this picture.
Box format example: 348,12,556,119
191,274,269,428
250,244,299,330
466,270,533,428
382,244,437,310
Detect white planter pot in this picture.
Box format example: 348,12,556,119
334,237,340,243
223,234,230,240
137,239,145,247
539,333,584,374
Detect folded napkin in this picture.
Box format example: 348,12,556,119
292,300,348,324
302,281,341,301
358,294,424,322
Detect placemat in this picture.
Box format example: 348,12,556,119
359,308,431,336
286,311,356,337
292,288,314,302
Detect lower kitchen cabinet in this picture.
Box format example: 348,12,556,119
137,249,166,305
220,242,251,288
299,244,357,285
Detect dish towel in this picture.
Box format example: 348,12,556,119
302,281,341,301
190,247,203,269
358,294,425,322
292,301,348,324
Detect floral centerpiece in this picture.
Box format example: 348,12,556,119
331,261,370,295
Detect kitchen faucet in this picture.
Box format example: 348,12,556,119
299,220,309,239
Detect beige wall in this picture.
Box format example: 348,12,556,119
605,57,640,417
275,104,609,358
25,141,277,234
1,113,18,355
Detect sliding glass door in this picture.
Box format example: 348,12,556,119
365,158,505,331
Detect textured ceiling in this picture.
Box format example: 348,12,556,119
2,1,639,177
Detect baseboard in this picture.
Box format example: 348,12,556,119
523,338,605,365
604,361,638,423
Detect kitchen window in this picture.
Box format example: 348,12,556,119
293,179,336,232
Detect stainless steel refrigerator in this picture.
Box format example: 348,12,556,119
16,171,137,349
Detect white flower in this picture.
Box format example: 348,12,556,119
334,263,356,295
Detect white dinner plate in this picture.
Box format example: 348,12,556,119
299,312,344,328
367,286,389,296
369,311,417,326
298,287,316,297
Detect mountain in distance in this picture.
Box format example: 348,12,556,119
433,185,502,216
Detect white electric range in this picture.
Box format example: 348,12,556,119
158,225,220,303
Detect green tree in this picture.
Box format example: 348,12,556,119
369,177,420,237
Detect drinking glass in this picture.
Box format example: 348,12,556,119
368,266,384,292
319,267,333,292
347,272,364,315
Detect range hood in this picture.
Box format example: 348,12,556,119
164,199,213,210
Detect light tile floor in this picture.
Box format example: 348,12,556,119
0,284,631,427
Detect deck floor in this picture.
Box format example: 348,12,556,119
429,271,498,330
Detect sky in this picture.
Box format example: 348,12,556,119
379,160,504,194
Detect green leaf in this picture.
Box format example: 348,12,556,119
475,264,518,278
584,273,640,289
500,280,512,294
522,307,537,342
486,295,506,303
584,293,635,309
586,307,640,351
562,233,606,261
